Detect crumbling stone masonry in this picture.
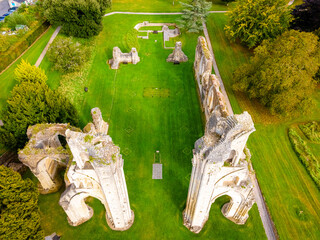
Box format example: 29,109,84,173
108,47,140,69
166,41,188,63
19,124,79,193
60,108,134,230
183,36,256,233
19,108,134,231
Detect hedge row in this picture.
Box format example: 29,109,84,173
288,128,320,189
0,21,50,72
299,121,320,143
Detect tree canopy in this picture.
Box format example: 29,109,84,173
233,30,320,116
225,0,292,48
178,0,212,33
48,38,91,73
0,61,78,149
291,0,320,32
0,166,43,240
43,0,111,38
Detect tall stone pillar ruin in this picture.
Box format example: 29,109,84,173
183,37,256,233
59,108,134,230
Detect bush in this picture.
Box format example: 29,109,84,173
47,38,91,73
299,121,320,142
0,21,50,72
288,128,320,188
5,12,28,30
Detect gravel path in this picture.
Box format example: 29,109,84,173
35,26,61,67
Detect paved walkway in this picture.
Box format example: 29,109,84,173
35,26,62,67
104,10,226,17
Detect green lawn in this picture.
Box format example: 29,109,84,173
206,13,320,240
108,0,229,12
32,14,266,239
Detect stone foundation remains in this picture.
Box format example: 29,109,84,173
166,41,188,63
183,36,256,233
108,47,140,69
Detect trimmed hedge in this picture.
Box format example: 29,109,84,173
0,21,50,72
288,128,320,188
299,121,320,143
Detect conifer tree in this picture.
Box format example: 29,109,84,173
178,0,212,33
0,166,44,240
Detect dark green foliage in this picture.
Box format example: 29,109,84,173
0,62,78,149
291,0,320,32
47,38,91,73
43,0,106,38
288,128,320,188
0,166,44,240
178,0,212,33
225,0,292,48
299,121,320,142
5,12,28,30
0,21,50,72
233,30,320,116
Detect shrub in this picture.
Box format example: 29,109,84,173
288,128,320,188
299,121,320,142
47,38,91,73
5,12,28,30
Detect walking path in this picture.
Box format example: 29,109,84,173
35,26,62,67
104,10,226,17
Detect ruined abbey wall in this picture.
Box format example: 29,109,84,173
183,36,256,233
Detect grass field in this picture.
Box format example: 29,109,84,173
206,13,320,240
28,14,266,239
108,0,229,12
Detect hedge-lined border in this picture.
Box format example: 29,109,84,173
0,21,50,73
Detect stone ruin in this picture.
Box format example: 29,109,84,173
166,41,188,63
19,108,134,231
108,47,140,69
183,36,256,233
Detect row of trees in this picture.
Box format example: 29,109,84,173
224,0,320,117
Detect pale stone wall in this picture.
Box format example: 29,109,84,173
108,47,140,69
166,41,188,63
183,37,256,233
59,108,134,230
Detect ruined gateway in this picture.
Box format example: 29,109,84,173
183,36,256,233
19,108,134,231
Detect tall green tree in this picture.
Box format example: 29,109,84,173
225,0,292,48
178,0,212,33
233,30,320,116
43,0,110,38
0,61,78,149
0,166,44,240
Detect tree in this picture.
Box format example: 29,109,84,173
48,38,91,73
43,0,110,38
225,0,292,48
0,166,44,240
291,0,320,32
233,30,320,116
15,60,47,83
0,61,78,149
178,0,212,33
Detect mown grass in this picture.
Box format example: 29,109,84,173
108,0,229,12
206,13,320,239
0,27,57,110
33,14,266,239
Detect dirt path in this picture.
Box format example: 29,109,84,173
35,26,61,67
